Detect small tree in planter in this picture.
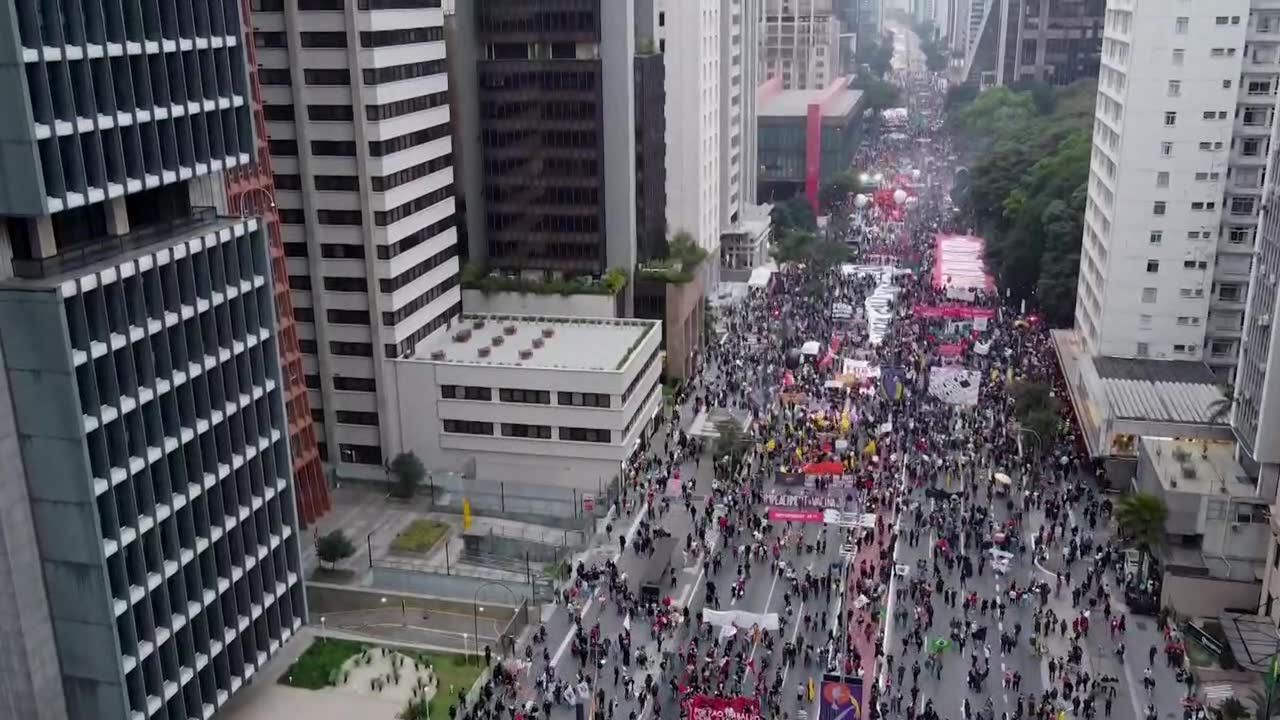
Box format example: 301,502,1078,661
315,529,356,570
389,451,427,499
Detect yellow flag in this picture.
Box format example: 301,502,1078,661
808,677,816,701
463,498,473,530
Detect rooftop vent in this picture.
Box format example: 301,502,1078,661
1180,463,1197,480
503,324,518,336
532,338,545,349
518,348,533,360
542,327,555,338
478,346,491,358
472,318,486,329
452,329,472,343
429,350,446,360
492,335,504,346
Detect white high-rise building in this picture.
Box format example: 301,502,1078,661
655,0,724,280
760,0,844,90
721,0,773,275
250,2,462,480
1075,0,1276,380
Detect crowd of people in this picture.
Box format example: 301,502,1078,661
454,48,1195,720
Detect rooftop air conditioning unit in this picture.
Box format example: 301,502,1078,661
429,350,446,360
492,335,504,346
532,338,545,349
453,329,472,343
518,349,533,360
543,327,555,338
478,346,491,358
504,324,518,336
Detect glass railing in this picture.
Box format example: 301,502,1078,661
13,207,222,279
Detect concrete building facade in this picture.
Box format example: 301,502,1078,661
1075,0,1278,380
250,0,463,481
654,0,724,281
449,0,637,280
961,0,1104,89
0,4,308,717
390,314,664,492
760,0,845,90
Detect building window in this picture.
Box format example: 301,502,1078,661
301,32,347,48
501,423,553,439
1142,287,1158,303
499,388,551,404
1219,284,1243,301
381,275,458,326
283,242,308,258
321,243,365,259
324,276,367,292
359,26,444,48
559,427,612,443
1180,288,1205,298
1175,17,1189,33
1248,80,1273,95
293,306,314,322
1160,142,1173,157
1146,260,1160,273
269,139,298,156
374,184,453,226
308,104,354,122
1139,314,1153,329
366,91,449,122
368,122,450,157
440,385,492,401
1216,16,1229,25
364,60,446,86
557,391,611,408
339,444,383,465
263,105,294,122
1136,342,1150,357
1211,340,1234,357
1164,111,1177,126
259,68,292,85
299,339,318,354
371,154,453,193
330,342,373,357
304,68,352,86
1172,49,1185,65
1231,197,1256,215
335,411,379,426
442,419,494,435
315,175,361,192
331,377,373,393
379,244,458,293
274,174,302,190
318,210,363,225
288,275,312,290
1156,172,1169,188
312,140,358,157
1149,231,1163,245
1228,227,1251,245
1183,260,1208,270
1153,201,1166,215
327,309,370,325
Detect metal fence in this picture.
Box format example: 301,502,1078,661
428,472,622,529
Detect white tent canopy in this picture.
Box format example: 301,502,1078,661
747,266,774,289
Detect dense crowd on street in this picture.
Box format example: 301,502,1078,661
451,44,1198,720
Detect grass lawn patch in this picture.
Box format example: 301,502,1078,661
421,653,483,719
391,519,451,555
279,638,365,689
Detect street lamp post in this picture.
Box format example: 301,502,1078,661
473,581,520,663
234,186,276,218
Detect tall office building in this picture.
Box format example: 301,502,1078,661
721,0,772,276
760,0,846,90
450,0,638,280
1075,0,1276,380
961,0,1103,88
0,1,306,718
226,0,330,527
250,0,463,481
655,0,723,278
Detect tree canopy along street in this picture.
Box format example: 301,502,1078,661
454,22,1193,720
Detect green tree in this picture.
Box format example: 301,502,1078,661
389,451,426,499
820,171,862,213
945,85,979,112
853,77,901,111
771,196,817,235
315,529,357,570
1114,493,1169,551
1218,698,1251,720
715,420,752,472
1010,380,1058,418
771,229,817,265
1207,384,1234,424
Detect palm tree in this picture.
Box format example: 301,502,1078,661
1114,493,1169,551
715,420,752,472
1207,384,1235,425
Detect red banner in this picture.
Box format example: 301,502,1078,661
913,304,996,321
687,695,763,720
804,461,846,476
768,507,826,523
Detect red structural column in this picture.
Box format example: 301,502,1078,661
805,101,823,213
225,0,331,528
